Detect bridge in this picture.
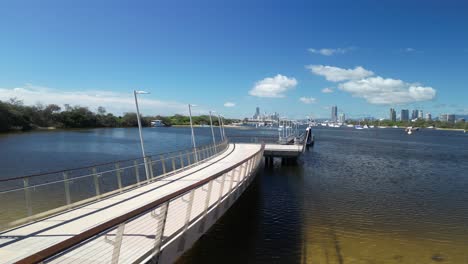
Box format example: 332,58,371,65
0,133,310,263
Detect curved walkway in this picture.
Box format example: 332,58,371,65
0,143,262,264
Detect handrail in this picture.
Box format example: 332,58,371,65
0,140,230,232
0,140,227,183
16,143,265,264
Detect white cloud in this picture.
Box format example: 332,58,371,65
321,87,334,93
308,47,351,56
249,74,297,98
309,65,437,105
0,84,187,115
224,102,236,107
299,97,317,104
307,65,374,82
338,76,436,104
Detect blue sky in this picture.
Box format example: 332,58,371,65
0,0,467,119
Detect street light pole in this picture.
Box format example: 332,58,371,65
188,104,198,162
220,115,226,140
209,111,216,149
133,90,151,181
217,114,224,141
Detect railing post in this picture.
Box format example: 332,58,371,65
134,160,140,185
92,167,101,197
172,157,176,171
217,174,227,202
63,172,71,207
152,202,169,260
180,152,184,169
198,180,213,234
110,223,126,264
186,151,191,166
23,177,32,217
115,163,123,191
183,190,195,231
160,155,166,175
147,157,154,179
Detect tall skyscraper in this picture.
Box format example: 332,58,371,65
425,113,432,121
411,109,419,120
338,113,346,123
253,107,260,119
439,114,448,122
418,110,424,119
401,109,409,121
390,108,396,122
331,105,338,122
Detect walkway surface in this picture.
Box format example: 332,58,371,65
0,143,261,264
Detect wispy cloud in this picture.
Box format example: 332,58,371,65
321,87,334,93
0,84,187,115
299,97,317,104
249,74,297,98
308,47,353,56
309,65,437,105
224,102,236,107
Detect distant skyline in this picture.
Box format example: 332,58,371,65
0,0,467,119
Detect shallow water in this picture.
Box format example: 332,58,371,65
1,127,468,263
179,127,468,263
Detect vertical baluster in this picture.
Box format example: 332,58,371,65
172,157,176,171
92,167,101,197
180,152,184,168
160,155,166,175
147,157,154,179
203,181,213,215
186,151,191,166
134,160,140,185
23,177,32,217
115,163,123,191
183,190,195,231
110,223,126,264
217,174,226,202
152,202,169,261
63,172,71,207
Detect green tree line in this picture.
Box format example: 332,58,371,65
0,99,236,132
346,118,467,129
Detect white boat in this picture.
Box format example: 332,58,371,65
150,120,166,127
378,126,387,128
346,124,354,128
355,125,364,130
392,125,398,128
369,125,375,128
363,125,369,129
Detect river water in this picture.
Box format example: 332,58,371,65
1,127,468,263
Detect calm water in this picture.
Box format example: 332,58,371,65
1,127,468,263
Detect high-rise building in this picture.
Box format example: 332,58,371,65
447,114,456,123
331,105,338,122
253,107,260,119
390,108,396,122
401,109,409,121
418,110,424,119
412,109,419,119
439,114,448,122
425,113,432,121
338,113,346,123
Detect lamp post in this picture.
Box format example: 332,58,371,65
209,111,216,149
217,114,224,141
219,115,226,140
188,104,198,162
133,90,150,181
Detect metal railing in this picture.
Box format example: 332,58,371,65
0,140,229,231
17,143,264,264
